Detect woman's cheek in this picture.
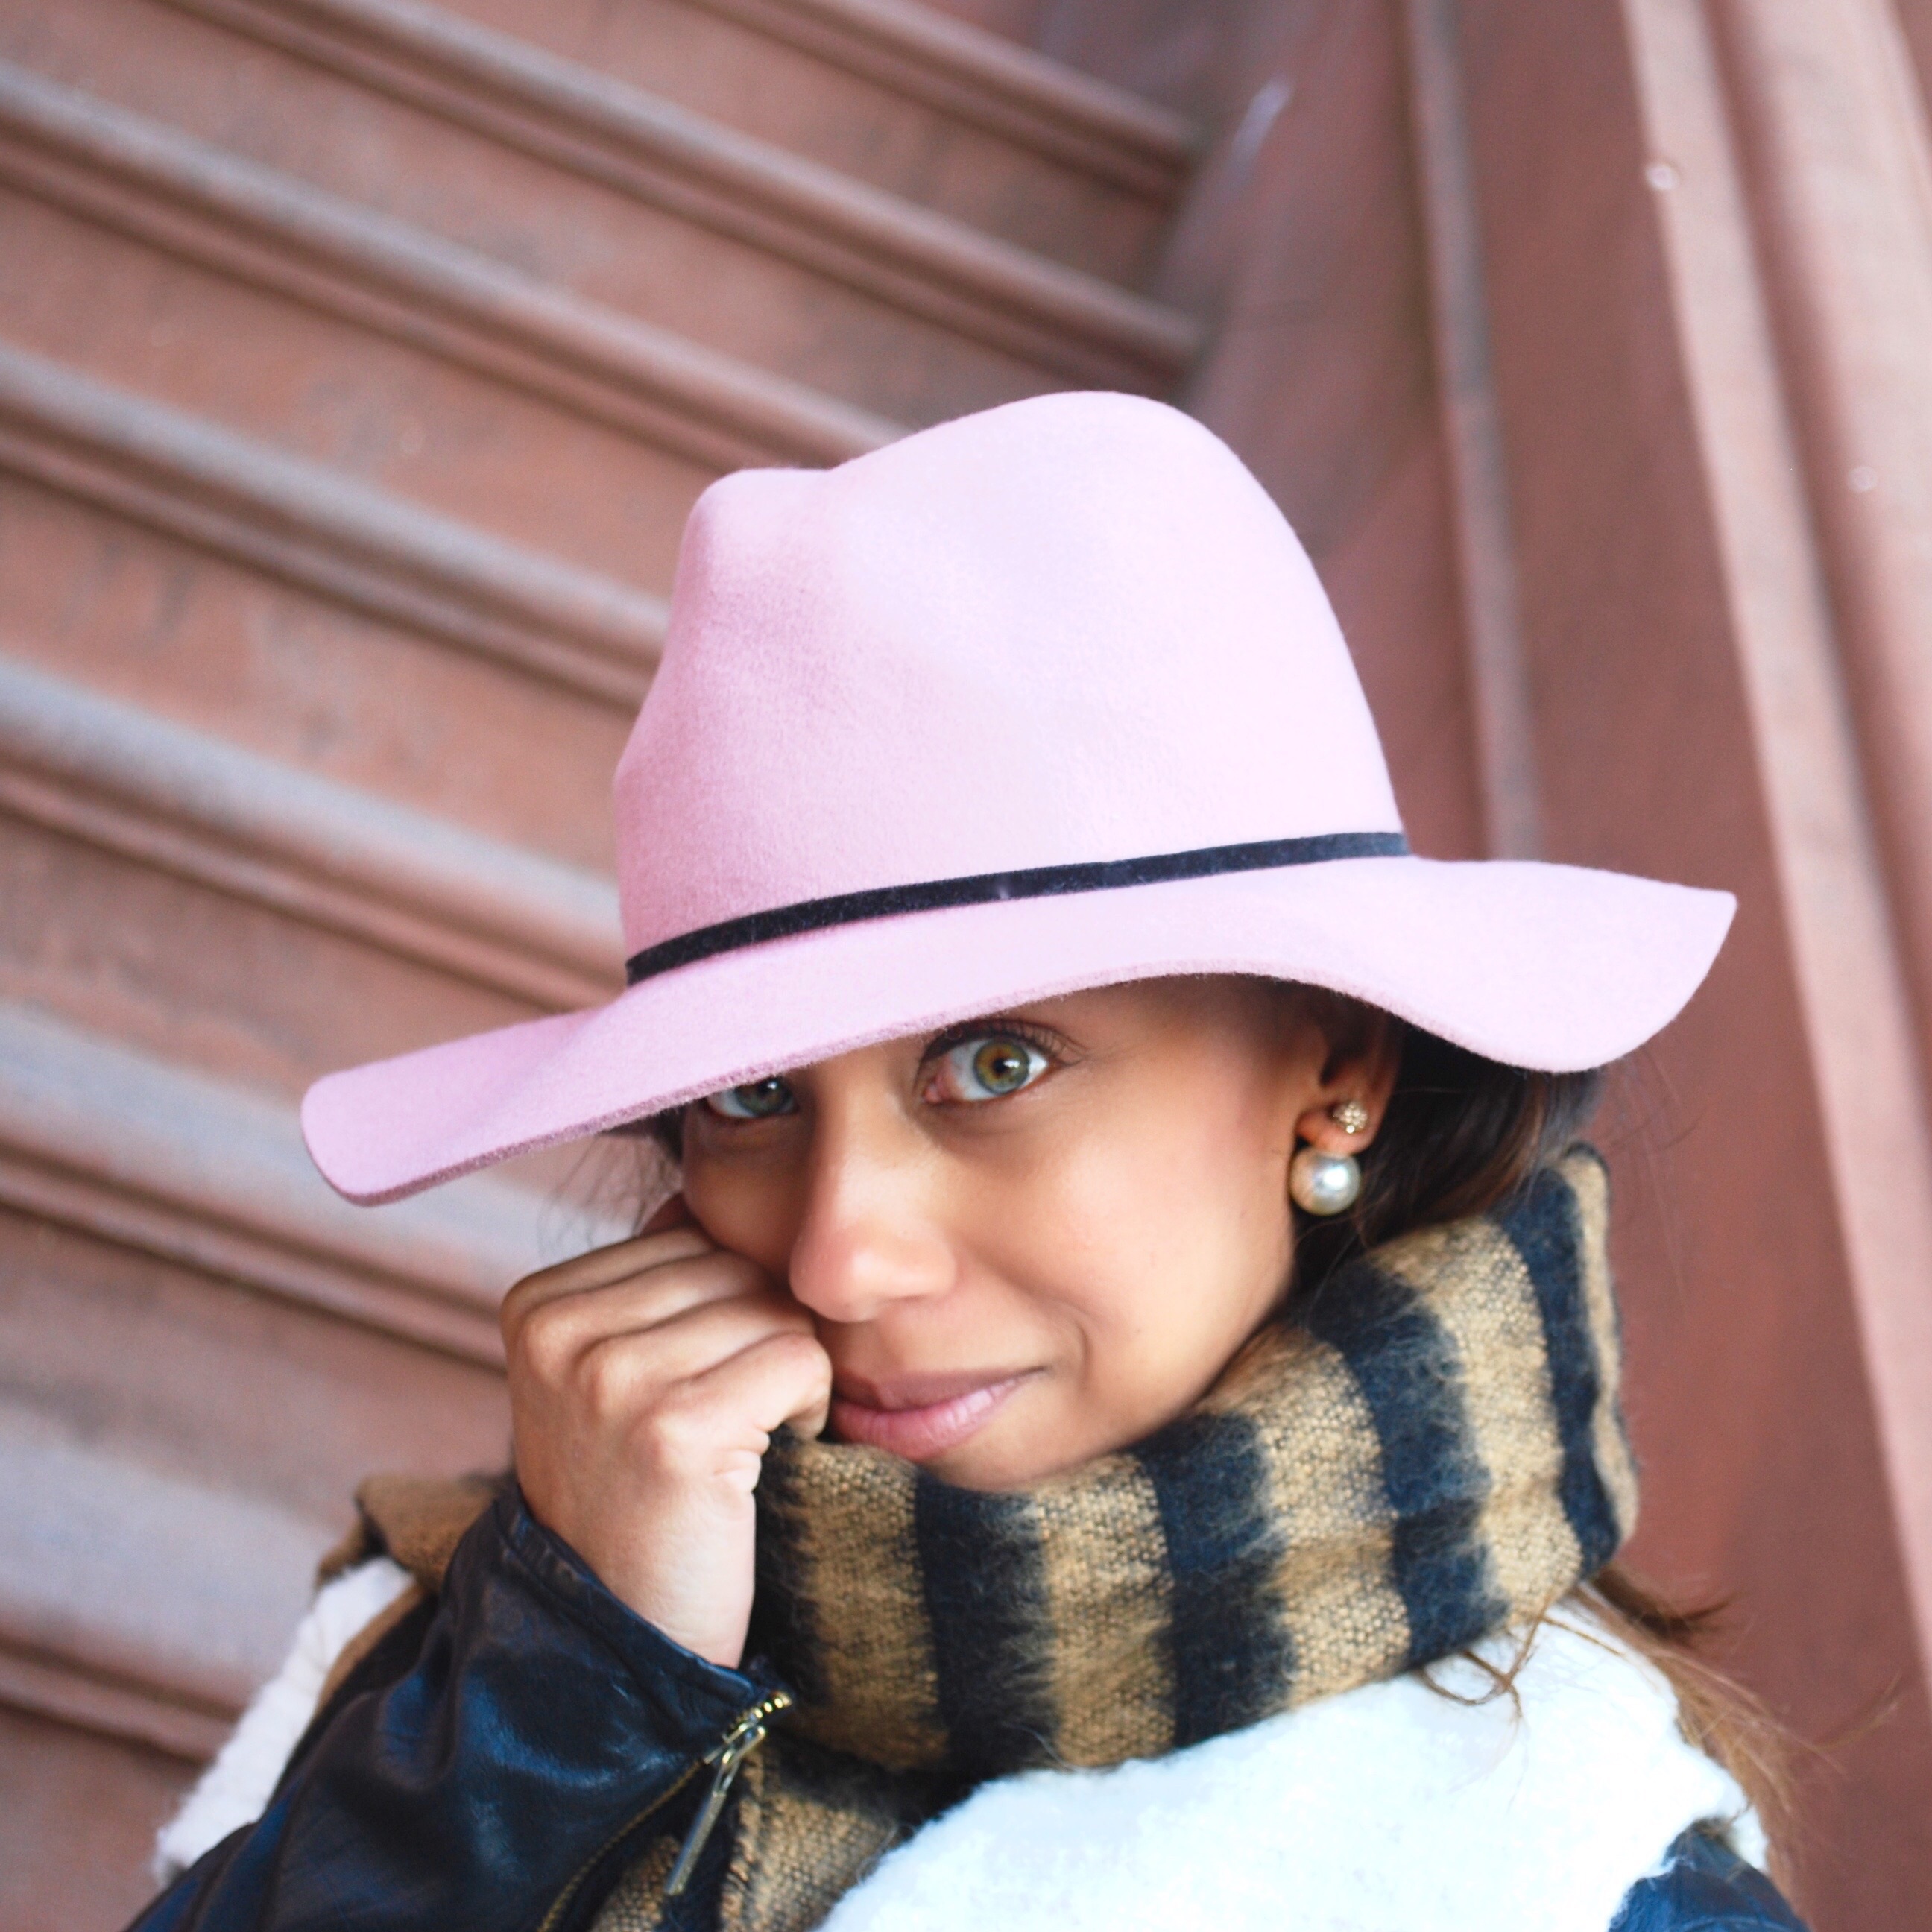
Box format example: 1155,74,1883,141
683,1175,795,1281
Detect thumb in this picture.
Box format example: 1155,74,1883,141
786,1377,832,1442
782,1349,833,1442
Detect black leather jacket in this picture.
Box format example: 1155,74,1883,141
128,1490,1808,1932
130,1491,766,1931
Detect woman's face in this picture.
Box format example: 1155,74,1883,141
679,976,1396,1490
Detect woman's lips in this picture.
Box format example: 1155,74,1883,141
828,1371,1033,1462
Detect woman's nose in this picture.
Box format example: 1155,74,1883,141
786,1143,956,1325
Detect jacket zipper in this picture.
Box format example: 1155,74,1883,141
665,1688,792,1896
535,1687,792,1932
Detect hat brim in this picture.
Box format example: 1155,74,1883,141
301,857,1734,1204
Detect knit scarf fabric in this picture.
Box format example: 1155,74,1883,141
590,1149,1636,1932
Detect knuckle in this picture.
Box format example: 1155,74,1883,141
575,1339,640,1415
499,1280,540,1341
702,1247,768,1289
635,1389,714,1471
515,1304,578,1383
506,1253,575,1304
504,1264,550,1306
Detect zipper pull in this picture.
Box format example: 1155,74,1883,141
664,1689,792,1898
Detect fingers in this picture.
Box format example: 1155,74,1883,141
502,1206,827,1667
548,1323,830,1500
514,1218,713,1296
672,1328,834,1467
784,1374,833,1443
574,1293,817,1409
502,1222,721,1338
508,1249,778,1380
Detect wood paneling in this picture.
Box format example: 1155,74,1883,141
0,4,1202,1913
0,1706,196,1932
1453,1,1932,1919
8,0,1930,1922
427,0,1192,280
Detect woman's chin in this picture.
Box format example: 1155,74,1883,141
903,1401,1111,1494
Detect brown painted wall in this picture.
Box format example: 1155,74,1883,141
922,0,1047,39
1458,4,1931,1920
0,0,1199,1910
1890,0,1932,297
0,1708,195,1932
5,0,1929,1922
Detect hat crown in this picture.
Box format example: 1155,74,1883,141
615,394,1401,956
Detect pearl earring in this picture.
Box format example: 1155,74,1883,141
1290,1146,1361,1216
1330,1099,1370,1136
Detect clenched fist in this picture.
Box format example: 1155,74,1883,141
502,1198,832,1668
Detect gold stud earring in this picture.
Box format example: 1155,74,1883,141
1330,1099,1370,1137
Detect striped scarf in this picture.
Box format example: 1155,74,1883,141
593,1149,1635,1932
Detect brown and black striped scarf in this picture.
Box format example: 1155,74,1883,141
346,1150,1632,1932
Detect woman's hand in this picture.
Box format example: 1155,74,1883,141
502,1197,831,1669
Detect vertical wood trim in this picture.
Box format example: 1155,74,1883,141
1710,0,1932,1096
1401,0,1543,859
1620,0,1932,1664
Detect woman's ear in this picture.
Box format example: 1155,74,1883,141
1295,998,1402,1154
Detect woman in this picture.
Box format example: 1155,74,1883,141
138,393,1805,1931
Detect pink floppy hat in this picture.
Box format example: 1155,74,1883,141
303,391,1734,1205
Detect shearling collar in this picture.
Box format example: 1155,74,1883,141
816,1611,1758,1932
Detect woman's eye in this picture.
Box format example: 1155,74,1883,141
931,1034,1052,1105
703,1076,796,1120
